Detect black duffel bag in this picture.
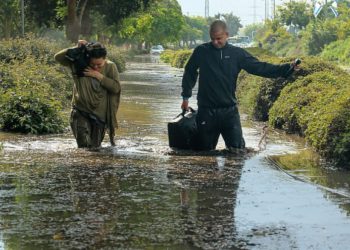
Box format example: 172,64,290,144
168,108,198,149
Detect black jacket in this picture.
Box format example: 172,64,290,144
181,42,292,108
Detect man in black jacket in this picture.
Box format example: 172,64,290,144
181,20,299,151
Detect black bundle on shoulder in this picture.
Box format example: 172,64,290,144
65,43,93,77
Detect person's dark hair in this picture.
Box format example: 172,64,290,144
210,20,228,34
87,42,107,59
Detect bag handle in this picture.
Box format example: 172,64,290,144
181,107,195,116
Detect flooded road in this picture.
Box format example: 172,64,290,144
1,55,350,249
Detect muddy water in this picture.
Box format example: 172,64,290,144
1,55,350,249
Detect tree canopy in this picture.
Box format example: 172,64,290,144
276,1,312,29
118,0,184,48
19,0,153,41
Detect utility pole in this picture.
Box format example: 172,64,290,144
265,0,269,21
253,0,257,23
21,0,25,36
205,0,209,18
272,0,275,19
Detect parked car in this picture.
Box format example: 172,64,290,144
150,45,164,55
227,36,252,48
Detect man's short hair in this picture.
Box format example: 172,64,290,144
87,42,107,59
209,20,228,33
210,20,228,34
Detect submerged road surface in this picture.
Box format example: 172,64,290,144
0,55,350,249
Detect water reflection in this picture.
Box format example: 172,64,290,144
0,150,249,249
166,153,249,249
270,150,350,215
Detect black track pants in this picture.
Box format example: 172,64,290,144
195,106,245,150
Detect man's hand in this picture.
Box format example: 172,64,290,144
291,58,301,72
181,100,189,111
84,67,104,81
77,40,88,47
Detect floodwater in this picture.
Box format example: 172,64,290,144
1,55,350,249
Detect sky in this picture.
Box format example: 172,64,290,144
177,0,296,26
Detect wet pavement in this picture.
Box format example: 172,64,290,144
0,55,350,249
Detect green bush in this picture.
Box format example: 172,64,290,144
236,55,345,121
236,51,290,120
245,47,276,57
0,35,126,73
0,33,67,65
269,72,350,166
160,49,192,68
105,44,126,72
301,19,338,55
321,37,350,65
0,56,68,134
160,50,176,64
171,50,193,68
0,93,65,134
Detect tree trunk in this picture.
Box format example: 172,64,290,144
66,0,79,42
66,0,88,42
3,19,11,39
81,6,92,37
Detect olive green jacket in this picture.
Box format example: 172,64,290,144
54,48,121,142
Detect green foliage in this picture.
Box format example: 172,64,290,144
160,49,192,68
23,0,154,42
160,50,176,64
171,50,192,68
253,19,304,57
0,57,68,134
269,72,350,166
0,92,65,134
26,0,63,29
276,1,312,29
149,0,184,44
237,49,288,121
105,45,127,72
301,19,338,55
0,33,68,65
180,16,206,48
118,0,184,47
251,2,350,58
245,47,276,57
237,53,345,122
321,37,350,65
242,23,264,42
0,0,21,39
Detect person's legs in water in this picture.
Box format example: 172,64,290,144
195,108,220,150
70,109,92,148
70,110,106,148
219,106,245,151
90,122,105,148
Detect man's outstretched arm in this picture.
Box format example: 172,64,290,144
239,48,298,78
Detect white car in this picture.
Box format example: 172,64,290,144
228,36,252,48
150,45,164,55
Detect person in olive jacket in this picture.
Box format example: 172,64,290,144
181,20,299,151
55,40,121,148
